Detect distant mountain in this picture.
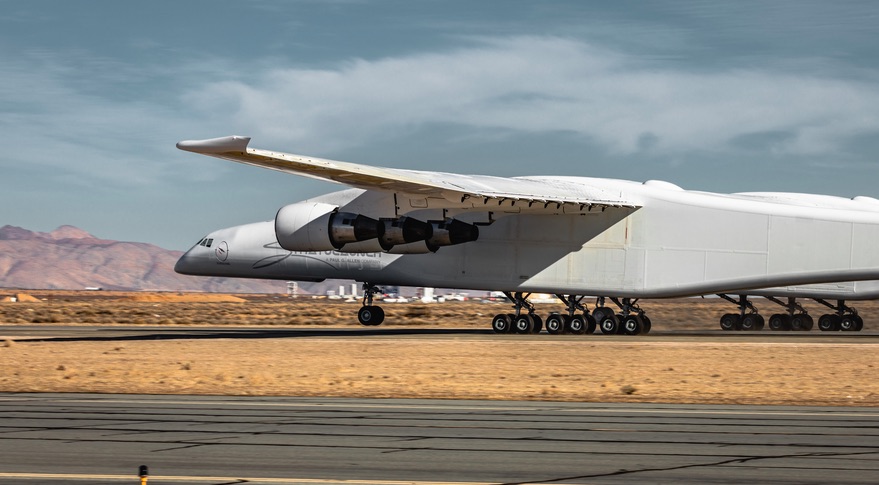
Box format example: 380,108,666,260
0,225,343,293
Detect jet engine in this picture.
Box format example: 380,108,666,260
378,217,432,251
274,201,479,253
426,219,479,251
275,202,379,251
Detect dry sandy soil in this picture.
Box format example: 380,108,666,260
1,290,877,407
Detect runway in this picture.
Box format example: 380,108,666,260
3,324,879,343
0,394,876,484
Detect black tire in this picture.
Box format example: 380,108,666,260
818,314,840,331
840,315,859,331
791,314,813,331
741,313,761,331
491,313,512,333
720,313,741,331
854,315,864,331
640,315,652,334
545,313,564,335
530,314,543,334
566,315,587,335
584,313,597,334
358,305,384,326
599,314,620,334
768,314,791,331
622,315,643,335
513,314,534,334
592,307,611,326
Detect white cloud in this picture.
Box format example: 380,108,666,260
182,36,879,158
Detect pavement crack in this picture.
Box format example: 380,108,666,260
497,450,879,484
152,443,207,452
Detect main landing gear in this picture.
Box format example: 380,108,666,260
605,297,652,335
812,299,863,332
357,282,385,326
717,295,865,332
491,294,651,336
717,294,765,331
491,292,543,334
545,295,595,335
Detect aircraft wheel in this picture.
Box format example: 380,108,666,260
768,314,791,331
530,314,543,334
358,305,384,326
566,315,587,335
818,314,840,331
491,314,512,333
592,307,612,326
545,313,565,335
513,314,534,334
720,313,741,331
615,314,628,334
584,313,597,334
640,315,652,334
840,315,859,331
598,314,620,334
622,315,643,335
740,313,761,331
798,314,813,331
854,315,864,331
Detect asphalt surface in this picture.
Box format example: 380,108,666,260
0,393,876,484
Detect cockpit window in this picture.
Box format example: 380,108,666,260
194,237,214,248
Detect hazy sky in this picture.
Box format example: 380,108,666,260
3,1,879,250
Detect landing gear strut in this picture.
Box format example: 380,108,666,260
717,294,764,331
762,296,812,331
609,297,651,335
546,295,596,335
812,299,863,332
357,282,385,326
492,292,542,334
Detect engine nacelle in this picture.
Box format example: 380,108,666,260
275,202,380,251
378,217,432,251
426,219,479,251
275,202,337,251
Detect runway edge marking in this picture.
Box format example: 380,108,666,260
0,472,576,485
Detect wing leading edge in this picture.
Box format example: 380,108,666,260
177,136,639,211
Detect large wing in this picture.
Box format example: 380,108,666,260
177,136,639,210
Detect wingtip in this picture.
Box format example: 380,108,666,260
176,136,252,154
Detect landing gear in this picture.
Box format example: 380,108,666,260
608,297,651,335
812,299,863,332
488,293,651,336
492,292,541,334
764,296,811,332
548,294,596,335
717,294,763,331
358,283,385,326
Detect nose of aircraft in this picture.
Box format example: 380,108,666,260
174,250,201,275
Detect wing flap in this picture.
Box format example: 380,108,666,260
177,136,640,210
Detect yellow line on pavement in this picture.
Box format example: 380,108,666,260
0,472,561,485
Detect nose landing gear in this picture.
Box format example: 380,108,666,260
357,282,385,326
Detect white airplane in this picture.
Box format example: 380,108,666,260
175,136,879,334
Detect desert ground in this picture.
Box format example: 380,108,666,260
1,290,877,406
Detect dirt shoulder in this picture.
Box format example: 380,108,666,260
1,291,877,406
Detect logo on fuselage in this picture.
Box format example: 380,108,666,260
215,241,229,262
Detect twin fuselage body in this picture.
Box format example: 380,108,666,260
175,178,879,299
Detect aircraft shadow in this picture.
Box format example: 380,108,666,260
20,327,494,343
